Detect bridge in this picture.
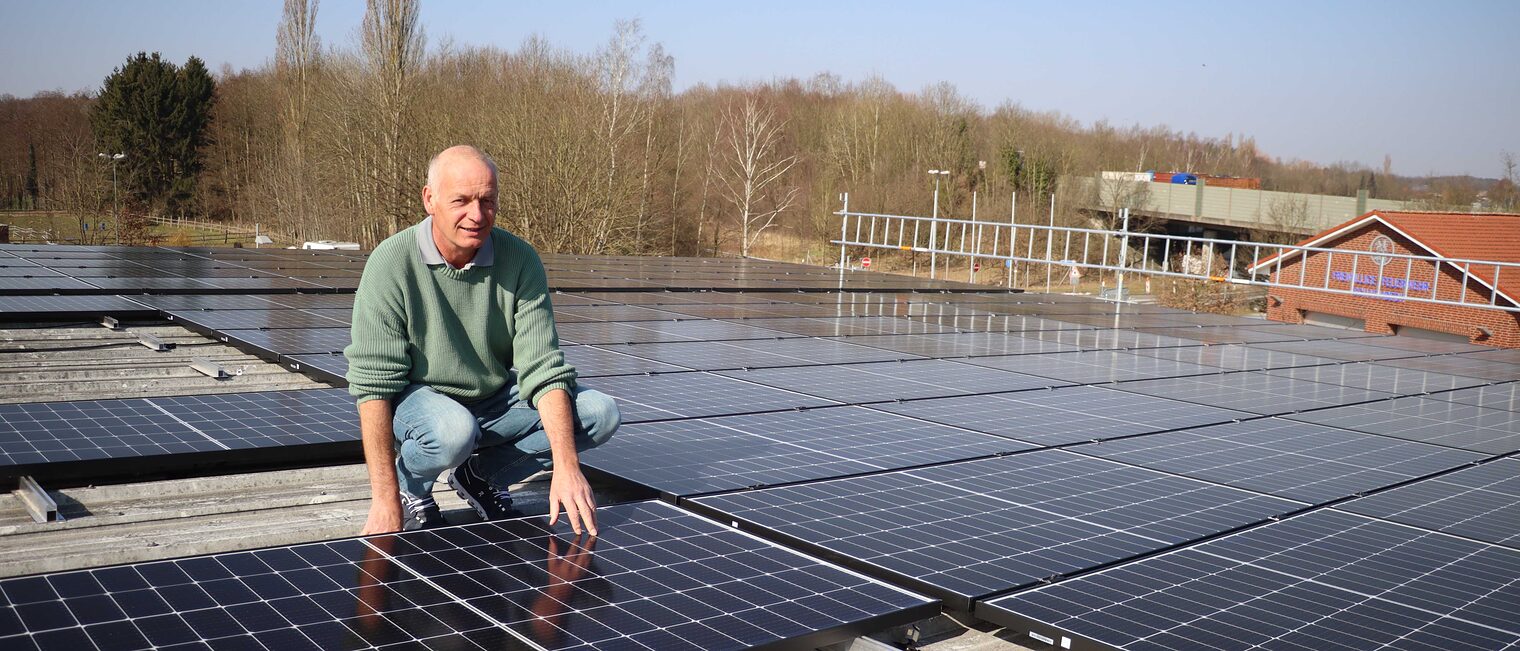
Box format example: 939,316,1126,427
1064,175,1412,236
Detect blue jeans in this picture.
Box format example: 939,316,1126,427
390,382,620,498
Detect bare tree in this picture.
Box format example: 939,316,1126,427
276,0,321,239
717,95,800,257
1254,196,1312,243
360,0,424,239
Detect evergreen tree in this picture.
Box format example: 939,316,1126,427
90,52,216,221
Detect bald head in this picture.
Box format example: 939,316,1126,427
426,145,498,190
422,145,500,267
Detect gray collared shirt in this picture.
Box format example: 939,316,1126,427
415,215,495,270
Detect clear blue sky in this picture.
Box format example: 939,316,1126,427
3,0,1516,178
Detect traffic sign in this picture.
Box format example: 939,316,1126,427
861,257,871,269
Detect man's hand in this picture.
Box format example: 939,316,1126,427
547,465,598,536
358,398,402,536
360,493,403,535
538,388,598,536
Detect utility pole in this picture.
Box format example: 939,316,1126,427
927,169,949,279
98,153,125,246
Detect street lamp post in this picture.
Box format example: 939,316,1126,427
927,169,949,279
98,153,124,246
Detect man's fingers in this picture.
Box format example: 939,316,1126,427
562,498,583,535
578,494,598,536
547,496,562,527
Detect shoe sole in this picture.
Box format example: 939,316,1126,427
448,472,516,520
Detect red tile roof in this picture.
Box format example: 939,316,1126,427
1249,210,1520,306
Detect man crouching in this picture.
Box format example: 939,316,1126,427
346,145,619,537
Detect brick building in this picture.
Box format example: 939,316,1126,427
1248,211,1520,348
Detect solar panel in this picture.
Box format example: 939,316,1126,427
71,277,222,292
980,510,1520,651
282,353,349,385
1020,329,1200,351
593,341,802,371
718,337,914,365
1235,322,1387,340
648,304,784,320
0,266,62,276
872,385,1252,447
151,389,357,449
609,319,793,341
0,536,523,650
0,388,359,477
1129,343,1339,371
0,398,222,469
1110,372,1397,416
716,359,1065,404
580,372,838,423
709,316,920,337
1459,348,1520,365
1043,314,1209,329
1128,325,1307,345
1262,360,1489,394
262,295,357,310
217,327,351,356
560,345,688,377
1081,418,1486,504
128,294,285,311
690,451,1303,609
351,502,943,650
553,305,681,322
1286,396,1520,454
1375,355,1520,382
200,276,331,291
582,407,1030,496
0,501,938,651
911,314,1095,333
961,350,1226,384
1253,338,1427,362
1339,458,1520,549
556,322,693,345
1354,335,1490,354
845,332,1081,358
1426,381,1520,412
0,295,156,320
164,309,350,331
0,276,99,292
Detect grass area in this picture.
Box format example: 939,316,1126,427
0,210,264,247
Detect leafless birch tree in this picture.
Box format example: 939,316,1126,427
718,96,799,257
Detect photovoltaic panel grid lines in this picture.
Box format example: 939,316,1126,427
691,451,1304,610
980,509,1520,651
0,501,937,651
579,407,1032,497
5,242,1520,651
0,389,356,478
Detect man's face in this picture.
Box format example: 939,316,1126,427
424,156,497,261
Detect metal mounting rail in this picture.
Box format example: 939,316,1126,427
831,194,1520,313
15,476,61,523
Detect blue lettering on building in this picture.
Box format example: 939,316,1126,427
1330,271,1430,292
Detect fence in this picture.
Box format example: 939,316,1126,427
831,193,1520,313
1067,176,1413,234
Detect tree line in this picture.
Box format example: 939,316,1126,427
2,0,1515,253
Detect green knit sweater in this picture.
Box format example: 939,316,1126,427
344,223,576,407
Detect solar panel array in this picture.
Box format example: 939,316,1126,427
3,241,1520,650
0,501,938,651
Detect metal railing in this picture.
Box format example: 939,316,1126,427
831,193,1520,313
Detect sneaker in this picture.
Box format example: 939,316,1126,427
449,459,519,520
399,492,443,531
